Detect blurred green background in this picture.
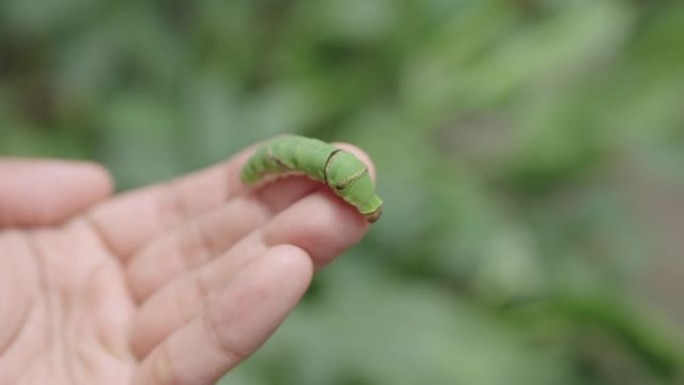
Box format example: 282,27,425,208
3,0,684,384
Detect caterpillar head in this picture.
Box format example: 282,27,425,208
325,150,383,223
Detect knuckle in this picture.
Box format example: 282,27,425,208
151,343,177,385
177,221,214,267
158,183,186,229
175,274,209,322
201,308,249,364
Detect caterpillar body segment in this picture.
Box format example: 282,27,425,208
240,135,383,222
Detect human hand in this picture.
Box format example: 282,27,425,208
0,142,373,384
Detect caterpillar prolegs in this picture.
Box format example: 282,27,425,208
240,135,383,223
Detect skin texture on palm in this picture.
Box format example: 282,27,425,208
241,135,383,222
0,141,373,384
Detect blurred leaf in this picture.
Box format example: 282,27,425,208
3,0,684,383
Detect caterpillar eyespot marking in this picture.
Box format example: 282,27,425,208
240,135,383,223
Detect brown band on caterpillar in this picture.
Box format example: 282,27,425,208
363,205,383,223
323,149,343,185
267,148,290,172
335,165,368,190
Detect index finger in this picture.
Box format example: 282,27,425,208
86,144,259,260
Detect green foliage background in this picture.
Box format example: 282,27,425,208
3,0,684,384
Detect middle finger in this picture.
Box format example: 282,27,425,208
126,176,320,303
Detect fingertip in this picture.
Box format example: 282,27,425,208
0,159,114,226
267,244,315,286
264,188,370,269
79,161,115,199
131,243,314,385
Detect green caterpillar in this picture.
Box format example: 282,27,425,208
241,135,383,223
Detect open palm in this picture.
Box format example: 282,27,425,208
0,143,371,384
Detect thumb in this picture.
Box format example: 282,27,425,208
0,158,113,227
